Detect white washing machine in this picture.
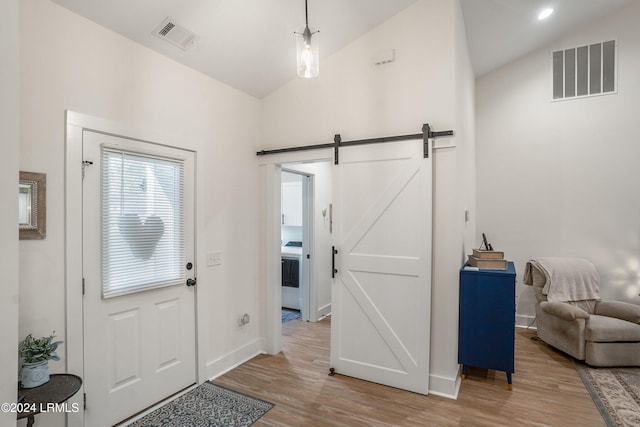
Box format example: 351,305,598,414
281,242,302,310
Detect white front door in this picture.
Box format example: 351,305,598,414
82,131,197,426
330,139,432,394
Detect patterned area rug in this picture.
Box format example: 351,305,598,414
129,382,274,427
281,309,301,323
575,363,640,427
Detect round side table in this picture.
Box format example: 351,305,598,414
18,374,82,427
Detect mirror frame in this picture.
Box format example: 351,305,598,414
19,171,46,240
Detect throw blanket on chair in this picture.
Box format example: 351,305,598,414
524,257,600,302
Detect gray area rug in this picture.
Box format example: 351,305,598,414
129,382,274,427
281,308,301,323
575,363,640,427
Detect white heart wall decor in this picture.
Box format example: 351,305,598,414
118,213,165,260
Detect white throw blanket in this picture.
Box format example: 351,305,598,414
524,257,600,302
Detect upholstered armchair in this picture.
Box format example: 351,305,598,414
524,257,640,367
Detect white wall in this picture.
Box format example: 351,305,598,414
476,2,640,324
19,1,262,424
430,0,476,397
261,0,455,147
0,0,20,424
261,0,475,397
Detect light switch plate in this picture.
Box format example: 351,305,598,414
207,251,222,267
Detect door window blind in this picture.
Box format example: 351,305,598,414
101,147,185,299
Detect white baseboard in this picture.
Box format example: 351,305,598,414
316,303,331,320
428,371,460,400
205,338,264,381
516,314,537,329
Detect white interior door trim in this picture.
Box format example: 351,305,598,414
258,149,332,355
65,111,202,427
303,173,315,321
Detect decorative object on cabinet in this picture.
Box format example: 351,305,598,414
19,171,46,240
459,262,516,390
467,240,507,270
524,257,640,367
467,255,507,270
480,232,493,251
472,249,504,259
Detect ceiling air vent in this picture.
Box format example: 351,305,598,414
552,40,616,100
152,17,198,51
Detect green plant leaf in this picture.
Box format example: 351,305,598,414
19,332,64,364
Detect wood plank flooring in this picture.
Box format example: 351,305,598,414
213,318,605,426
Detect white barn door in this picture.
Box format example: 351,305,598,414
330,139,432,394
82,131,197,426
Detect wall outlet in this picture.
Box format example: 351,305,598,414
238,313,250,327
207,251,222,267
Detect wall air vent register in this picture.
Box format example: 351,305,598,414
552,40,616,101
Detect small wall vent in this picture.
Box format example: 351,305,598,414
152,17,198,51
373,49,395,66
552,40,616,100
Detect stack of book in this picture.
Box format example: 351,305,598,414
467,249,507,270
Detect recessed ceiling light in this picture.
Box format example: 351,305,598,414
538,8,554,20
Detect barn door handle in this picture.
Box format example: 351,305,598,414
332,246,338,278
186,278,197,287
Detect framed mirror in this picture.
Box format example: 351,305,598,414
19,171,46,239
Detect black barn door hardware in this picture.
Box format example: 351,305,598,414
331,246,338,278
256,124,454,164
256,141,334,156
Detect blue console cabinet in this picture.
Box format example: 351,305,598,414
458,262,516,390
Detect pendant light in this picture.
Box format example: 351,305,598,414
295,0,319,78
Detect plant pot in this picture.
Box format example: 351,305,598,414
20,360,50,388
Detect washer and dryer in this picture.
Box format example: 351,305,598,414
281,241,302,310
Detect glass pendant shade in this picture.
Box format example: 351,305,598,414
296,25,319,78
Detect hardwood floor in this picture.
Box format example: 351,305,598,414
213,318,605,426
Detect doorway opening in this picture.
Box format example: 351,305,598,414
264,137,432,395
280,168,311,323
279,161,333,328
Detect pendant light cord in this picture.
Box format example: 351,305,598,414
305,0,309,26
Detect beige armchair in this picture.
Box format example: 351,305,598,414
524,257,640,367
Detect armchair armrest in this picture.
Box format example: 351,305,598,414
595,301,640,324
539,301,590,321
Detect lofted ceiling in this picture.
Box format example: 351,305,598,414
460,0,634,77
50,0,634,98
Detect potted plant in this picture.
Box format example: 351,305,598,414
19,332,63,388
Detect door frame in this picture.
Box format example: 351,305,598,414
281,167,314,322
65,111,202,426
259,150,332,354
